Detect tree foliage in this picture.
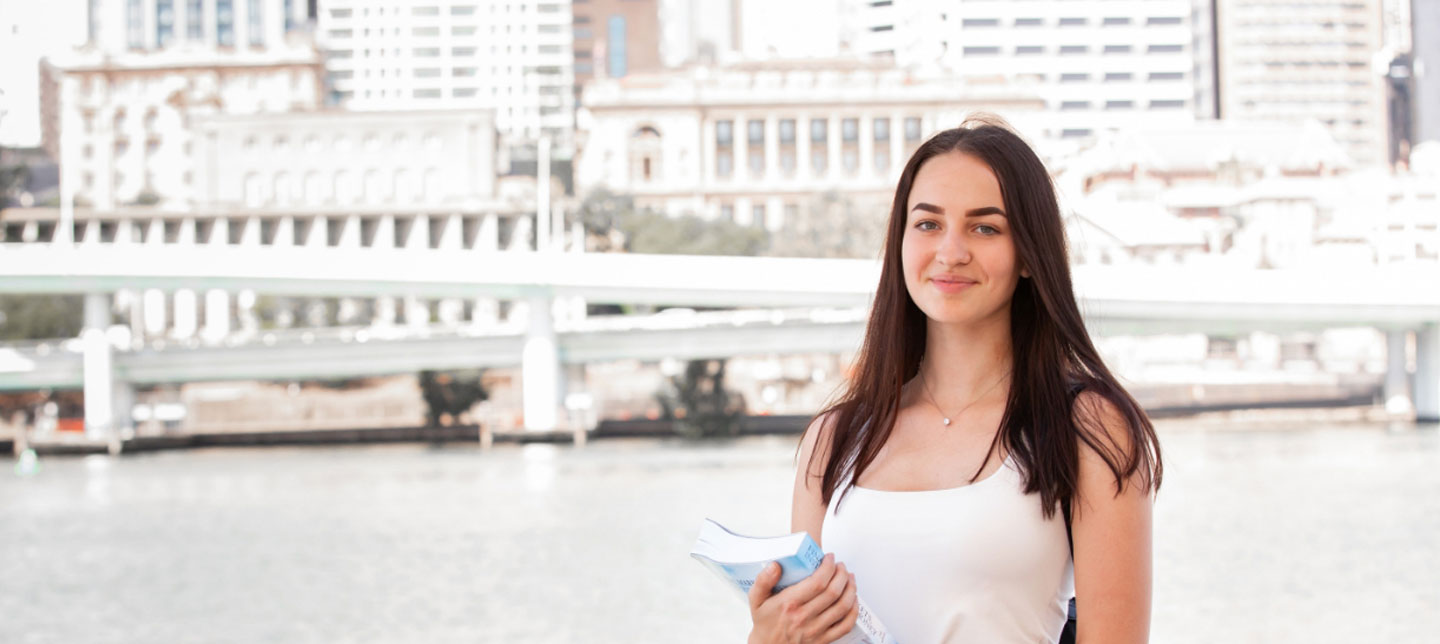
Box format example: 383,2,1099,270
577,188,768,256
0,296,85,341
418,369,489,427
763,190,888,259
656,359,747,439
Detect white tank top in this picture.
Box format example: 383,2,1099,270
822,452,1074,644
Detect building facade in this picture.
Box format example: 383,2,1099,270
572,0,662,83
313,0,576,145
39,46,325,210
576,60,1045,227
1214,0,1390,168
837,0,1213,138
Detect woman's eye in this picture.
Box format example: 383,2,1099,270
915,220,938,231
976,225,1000,235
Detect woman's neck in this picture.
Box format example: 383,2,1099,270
917,315,1014,409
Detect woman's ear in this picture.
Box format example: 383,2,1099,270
1020,265,1031,279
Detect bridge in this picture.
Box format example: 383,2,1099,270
2,243,1438,432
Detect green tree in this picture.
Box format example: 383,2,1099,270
418,369,489,427
656,359,747,439
764,190,887,259
0,295,85,340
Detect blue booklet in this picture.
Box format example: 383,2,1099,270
690,518,898,644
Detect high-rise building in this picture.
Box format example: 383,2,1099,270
313,0,576,145
1214,0,1390,167
84,0,316,52
1413,0,1440,144
572,0,661,84
835,0,1211,140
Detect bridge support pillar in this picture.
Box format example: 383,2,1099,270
81,293,131,447
1417,323,1440,423
203,289,230,343
521,295,560,431
1384,329,1412,415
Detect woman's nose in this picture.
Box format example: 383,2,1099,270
935,228,971,265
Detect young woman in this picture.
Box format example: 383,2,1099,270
745,116,1163,644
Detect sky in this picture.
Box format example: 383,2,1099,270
0,0,87,147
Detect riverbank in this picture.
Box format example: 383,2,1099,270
2,387,1402,457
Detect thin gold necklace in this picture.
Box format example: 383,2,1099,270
918,366,1011,428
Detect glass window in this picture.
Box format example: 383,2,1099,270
963,46,1000,56
874,148,889,172
1104,72,1133,82
962,18,998,28
1059,100,1090,110
1148,44,1183,53
607,16,627,77
1015,17,1042,27
1105,100,1134,110
187,0,203,39
1102,17,1130,26
1016,45,1043,55
1103,44,1131,54
1146,16,1183,26
716,120,733,146
904,117,922,142
216,0,234,46
843,148,858,172
779,119,796,144
810,119,827,142
1059,45,1088,55
1149,99,1185,109
811,148,827,173
248,0,264,46
748,148,764,173
1060,73,1089,82
842,118,858,143
451,5,476,15
717,153,733,177
752,204,766,227
873,118,890,141
127,0,144,49
1058,17,1087,27
156,0,174,47
748,120,764,144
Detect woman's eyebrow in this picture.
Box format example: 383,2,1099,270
910,202,1007,218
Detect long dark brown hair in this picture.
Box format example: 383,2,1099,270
808,115,1162,518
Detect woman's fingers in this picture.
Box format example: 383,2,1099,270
809,572,856,636
816,581,862,644
747,561,783,611
797,562,850,626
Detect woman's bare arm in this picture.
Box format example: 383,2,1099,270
1072,391,1154,644
791,411,837,544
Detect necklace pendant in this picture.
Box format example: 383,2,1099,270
943,417,951,426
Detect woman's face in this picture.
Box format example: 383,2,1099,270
901,150,1028,326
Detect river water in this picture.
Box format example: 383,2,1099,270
2,414,1437,643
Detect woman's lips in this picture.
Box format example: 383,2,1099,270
931,278,976,294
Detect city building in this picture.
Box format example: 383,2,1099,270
576,59,1045,228
572,0,662,83
1214,0,1391,168
313,0,576,146
1413,0,1439,144
834,0,1214,138
39,44,325,210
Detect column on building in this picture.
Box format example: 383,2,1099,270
1416,323,1439,423
827,113,842,181
475,214,499,252
764,115,780,184
82,292,132,441
858,113,874,180
142,288,168,339
273,216,294,247
796,112,812,182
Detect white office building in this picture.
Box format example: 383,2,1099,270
836,0,1215,138
313,0,576,145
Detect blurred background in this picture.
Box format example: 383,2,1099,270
0,0,1436,642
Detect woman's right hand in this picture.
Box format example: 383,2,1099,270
746,553,861,644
